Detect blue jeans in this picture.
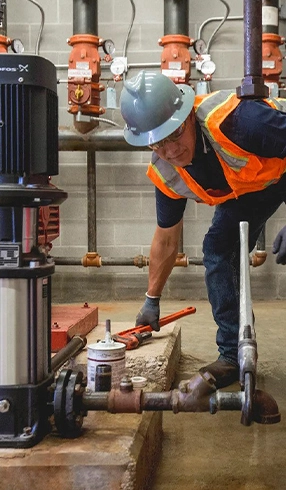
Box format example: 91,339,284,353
202,174,286,365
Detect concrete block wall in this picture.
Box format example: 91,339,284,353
6,0,286,302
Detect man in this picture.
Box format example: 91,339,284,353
119,70,286,389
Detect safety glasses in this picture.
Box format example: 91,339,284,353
148,120,186,150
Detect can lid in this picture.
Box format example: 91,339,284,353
131,376,147,388
88,340,126,351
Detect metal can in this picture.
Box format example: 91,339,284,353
87,337,126,390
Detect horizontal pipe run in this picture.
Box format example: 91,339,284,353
58,127,146,151
52,256,204,267
53,256,263,268
80,386,280,424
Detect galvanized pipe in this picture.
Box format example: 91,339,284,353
239,222,254,339
238,222,257,383
238,221,258,425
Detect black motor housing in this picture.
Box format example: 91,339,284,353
0,54,58,178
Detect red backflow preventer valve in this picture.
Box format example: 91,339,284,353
262,33,285,86
67,34,105,118
159,34,193,84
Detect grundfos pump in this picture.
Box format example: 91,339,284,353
0,53,67,448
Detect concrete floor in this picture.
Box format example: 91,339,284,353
96,299,286,490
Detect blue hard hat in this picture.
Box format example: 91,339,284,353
120,70,195,147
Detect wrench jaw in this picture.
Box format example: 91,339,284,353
238,338,258,426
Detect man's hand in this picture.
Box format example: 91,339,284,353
273,226,286,264
135,295,160,331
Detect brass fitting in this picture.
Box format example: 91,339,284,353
251,251,267,267
81,252,102,267
133,255,149,268
174,253,189,267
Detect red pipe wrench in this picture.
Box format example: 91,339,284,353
112,306,196,350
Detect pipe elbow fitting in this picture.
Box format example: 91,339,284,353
251,251,267,267
253,389,281,424
172,372,216,413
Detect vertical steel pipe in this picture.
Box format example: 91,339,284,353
163,0,189,249
164,0,189,35
0,1,7,37
73,0,98,35
87,151,97,252
262,0,279,34
237,0,268,98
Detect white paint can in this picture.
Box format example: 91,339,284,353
87,321,126,390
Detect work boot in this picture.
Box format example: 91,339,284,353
199,359,239,389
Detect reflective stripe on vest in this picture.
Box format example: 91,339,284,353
147,155,202,201
147,90,286,206
195,90,286,171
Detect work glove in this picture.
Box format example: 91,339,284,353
273,226,286,264
135,294,160,331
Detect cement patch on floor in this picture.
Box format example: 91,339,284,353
0,320,181,490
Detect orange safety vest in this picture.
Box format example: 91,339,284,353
147,90,286,206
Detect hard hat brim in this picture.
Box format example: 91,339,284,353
123,84,195,147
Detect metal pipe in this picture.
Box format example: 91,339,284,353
236,0,268,98
51,335,87,373
239,222,254,339
73,0,98,35
251,225,267,266
164,0,189,35
245,0,263,78
238,222,258,425
87,151,97,252
78,372,280,424
0,0,7,37
58,127,142,151
52,255,204,267
262,0,279,34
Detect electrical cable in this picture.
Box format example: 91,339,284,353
122,0,136,81
27,0,45,55
206,0,230,53
123,0,135,58
90,117,123,128
198,15,243,43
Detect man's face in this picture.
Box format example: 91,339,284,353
150,110,196,168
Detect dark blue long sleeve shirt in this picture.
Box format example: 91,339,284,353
156,98,286,228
